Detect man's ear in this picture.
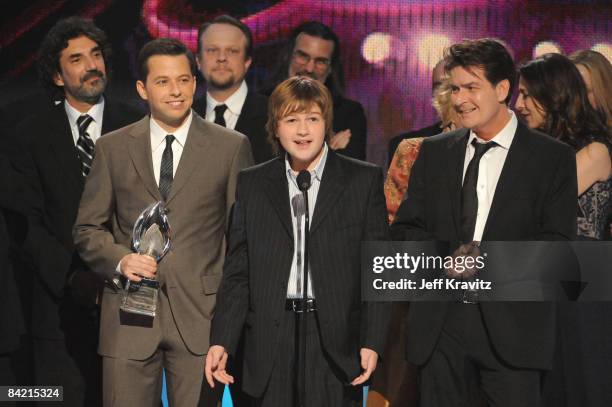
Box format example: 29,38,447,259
136,80,148,101
496,79,510,103
53,71,64,87
244,57,253,72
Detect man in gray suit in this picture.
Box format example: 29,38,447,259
73,38,253,406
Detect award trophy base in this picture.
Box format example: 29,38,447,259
120,278,160,317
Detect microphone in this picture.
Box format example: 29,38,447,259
296,170,311,192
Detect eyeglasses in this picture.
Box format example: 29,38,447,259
292,50,331,69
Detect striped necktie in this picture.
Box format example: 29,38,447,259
159,135,175,201
76,114,95,176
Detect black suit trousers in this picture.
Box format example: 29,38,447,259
252,310,362,407
420,304,542,407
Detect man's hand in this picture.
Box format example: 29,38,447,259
119,253,157,282
329,129,351,150
444,242,480,279
351,348,378,386
205,345,233,388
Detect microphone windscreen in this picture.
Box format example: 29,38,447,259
296,170,311,191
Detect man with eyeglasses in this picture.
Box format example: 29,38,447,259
265,21,368,160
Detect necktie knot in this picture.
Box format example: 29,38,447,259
214,104,227,116
165,134,175,146
214,104,228,127
471,139,497,159
77,114,94,135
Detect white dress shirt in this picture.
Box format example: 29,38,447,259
115,112,193,275
64,97,105,145
462,111,517,242
285,143,329,299
150,112,192,184
204,80,248,130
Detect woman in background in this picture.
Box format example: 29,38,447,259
570,50,612,128
516,52,612,407
384,79,463,223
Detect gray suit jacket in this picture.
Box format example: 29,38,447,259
73,113,253,359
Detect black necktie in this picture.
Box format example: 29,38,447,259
76,114,95,176
159,135,175,201
461,139,497,242
214,104,227,127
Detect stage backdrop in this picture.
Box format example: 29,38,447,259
0,0,610,167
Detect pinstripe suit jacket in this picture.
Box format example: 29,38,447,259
211,151,391,397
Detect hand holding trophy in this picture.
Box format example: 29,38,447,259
120,201,171,317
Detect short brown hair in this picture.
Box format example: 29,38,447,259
137,38,196,81
266,76,333,155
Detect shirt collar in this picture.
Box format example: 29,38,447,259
206,80,248,116
285,143,329,182
64,96,105,128
468,110,517,150
150,110,193,150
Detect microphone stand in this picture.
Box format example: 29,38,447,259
296,171,311,407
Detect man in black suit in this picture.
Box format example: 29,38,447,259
391,39,577,406
387,59,447,163
11,17,141,406
265,21,367,160
205,76,389,406
193,15,272,164
0,156,29,391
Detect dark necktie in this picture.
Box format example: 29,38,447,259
159,135,175,201
461,139,497,243
76,114,95,176
214,104,227,127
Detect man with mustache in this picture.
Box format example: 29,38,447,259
194,15,273,164
265,21,368,160
11,17,141,406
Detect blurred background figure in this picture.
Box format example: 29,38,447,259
265,21,368,160
516,52,612,407
570,50,612,128
387,59,447,164
367,78,465,407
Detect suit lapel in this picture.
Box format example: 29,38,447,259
310,151,349,234
166,114,211,204
48,105,84,190
482,123,532,238
127,117,161,200
235,91,260,135
263,158,293,239
446,129,470,239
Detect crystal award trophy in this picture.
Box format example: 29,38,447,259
120,201,171,317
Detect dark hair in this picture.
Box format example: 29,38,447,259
197,15,253,59
519,53,610,150
137,38,197,81
268,21,345,98
444,38,516,105
37,17,111,100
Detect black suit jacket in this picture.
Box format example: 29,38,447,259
211,151,391,397
333,96,367,160
12,99,142,338
193,90,273,164
391,122,577,370
0,156,30,352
